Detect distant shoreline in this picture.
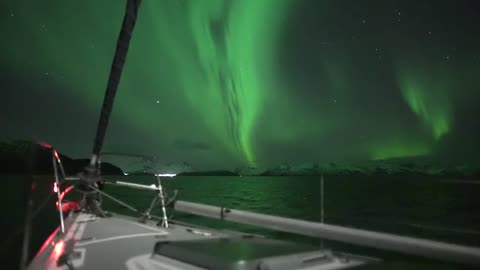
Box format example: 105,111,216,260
2,140,479,180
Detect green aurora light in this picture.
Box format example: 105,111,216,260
396,62,452,141
2,0,480,169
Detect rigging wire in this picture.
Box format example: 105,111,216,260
87,184,139,214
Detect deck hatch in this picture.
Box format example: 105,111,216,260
153,237,324,270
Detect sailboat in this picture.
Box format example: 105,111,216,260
24,0,480,269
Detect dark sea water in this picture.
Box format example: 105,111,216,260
3,175,480,269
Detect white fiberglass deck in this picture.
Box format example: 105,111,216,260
27,212,371,270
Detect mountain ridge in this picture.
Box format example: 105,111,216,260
1,140,478,179
0,140,123,175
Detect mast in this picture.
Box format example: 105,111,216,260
77,0,142,215
89,0,142,169
80,0,141,175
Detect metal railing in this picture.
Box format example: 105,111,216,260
173,200,480,266
52,149,66,233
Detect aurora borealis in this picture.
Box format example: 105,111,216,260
1,0,479,170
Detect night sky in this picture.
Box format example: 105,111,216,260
1,0,479,170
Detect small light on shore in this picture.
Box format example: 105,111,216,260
155,173,176,177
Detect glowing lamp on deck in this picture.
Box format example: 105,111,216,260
53,239,64,260
53,182,58,193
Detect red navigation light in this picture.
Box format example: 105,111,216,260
53,182,58,193
58,201,79,212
